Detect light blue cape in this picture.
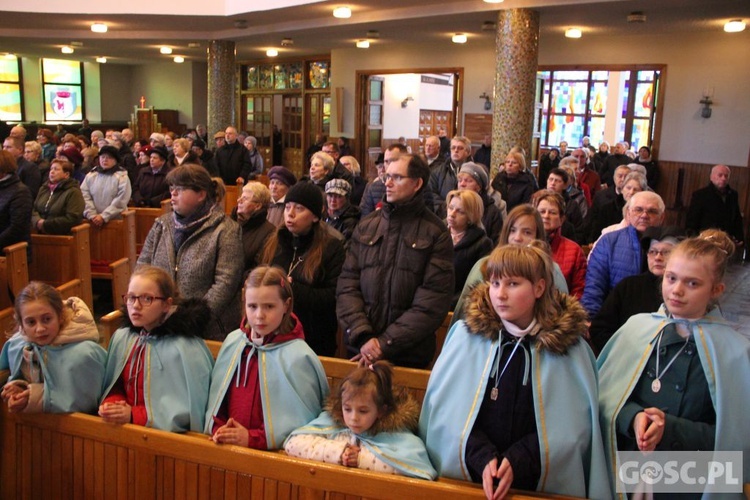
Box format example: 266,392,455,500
1,335,106,414
205,330,329,449
101,327,214,432
598,307,750,499
285,411,437,480
419,320,611,499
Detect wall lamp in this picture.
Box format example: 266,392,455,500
401,96,414,108
480,92,492,111
700,87,714,118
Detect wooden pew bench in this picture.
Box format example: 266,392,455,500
89,210,136,309
223,184,240,216
133,199,171,255
0,242,28,310
29,224,93,311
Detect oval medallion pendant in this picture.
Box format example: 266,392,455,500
651,378,661,393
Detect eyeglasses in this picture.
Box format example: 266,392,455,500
123,294,167,306
647,249,672,257
169,185,192,193
630,206,661,217
384,173,412,183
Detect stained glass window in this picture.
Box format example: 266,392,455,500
0,56,23,121
308,61,329,89
42,59,83,122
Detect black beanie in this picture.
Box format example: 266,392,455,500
285,182,324,217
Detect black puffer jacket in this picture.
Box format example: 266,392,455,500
0,174,32,258
491,170,535,212
325,202,361,242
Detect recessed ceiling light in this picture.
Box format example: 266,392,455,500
724,19,746,33
96,57,107,63
61,46,74,54
565,28,582,38
174,56,185,63
356,40,370,49
4,53,16,60
266,49,279,57
188,42,201,49
483,0,504,3
452,33,467,44
91,23,108,33
160,46,173,54
333,6,351,19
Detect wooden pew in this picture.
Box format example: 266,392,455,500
224,184,240,216
133,199,171,255
430,311,453,368
0,242,28,310
28,224,93,311
89,210,136,309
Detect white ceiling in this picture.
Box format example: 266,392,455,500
0,0,748,64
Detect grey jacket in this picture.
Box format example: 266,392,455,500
81,167,132,222
137,206,243,340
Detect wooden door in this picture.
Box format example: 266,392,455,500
242,95,273,168
418,110,452,154
305,93,331,168
282,95,304,179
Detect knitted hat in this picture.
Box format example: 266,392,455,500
268,166,297,187
59,147,84,165
285,182,324,217
98,145,121,163
149,146,169,161
325,178,351,197
459,161,489,192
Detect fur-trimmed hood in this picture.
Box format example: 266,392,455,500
325,387,421,435
121,297,212,339
463,282,587,355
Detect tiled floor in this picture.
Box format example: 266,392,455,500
718,261,750,338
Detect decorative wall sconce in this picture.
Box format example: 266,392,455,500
480,92,492,111
401,96,414,108
700,88,714,118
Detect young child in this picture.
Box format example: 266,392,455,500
598,230,750,495
0,282,106,414
284,361,436,480
420,243,610,499
205,265,328,449
99,265,213,432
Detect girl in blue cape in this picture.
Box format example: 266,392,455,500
284,361,436,480
598,230,750,498
99,265,213,432
205,265,328,449
420,242,611,499
1,282,106,414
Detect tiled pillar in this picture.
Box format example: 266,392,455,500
207,40,236,139
490,9,540,178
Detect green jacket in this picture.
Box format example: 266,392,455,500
31,177,85,235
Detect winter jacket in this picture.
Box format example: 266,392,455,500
548,228,587,300
635,157,659,190
685,182,744,243
0,174,32,256
81,167,132,222
232,207,275,275
267,224,345,356
132,165,171,208
16,157,41,200
581,225,643,318
491,170,535,212
350,175,366,208
428,160,459,215
215,141,250,186
325,202,361,242
452,225,492,308
359,178,386,217
481,193,504,244
599,153,630,187
336,192,454,368
168,151,201,169
243,149,264,179
31,177,84,235
137,206,243,340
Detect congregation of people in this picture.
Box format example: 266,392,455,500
1,120,749,499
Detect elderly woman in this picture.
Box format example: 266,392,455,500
57,146,86,184
266,166,296,228
445,189,492,308
36,128,57,162
243,135,264,179
0,150,32,257
80,145,131,227
490,151,536,212
24,141,49,181
32,158,84,235
232,181,275,274
169,138,200,167
305,151,335,192
531,190,587,299
456,162,503,243
138,164,243,340
323,178,360,242
260,181,345,356
339,155,365,207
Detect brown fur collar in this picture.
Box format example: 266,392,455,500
463,282,587,355
326,387,420,434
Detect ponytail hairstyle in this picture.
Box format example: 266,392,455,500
670,229,735,286
13,281,68,337
328,361,396,429
244,265,295,334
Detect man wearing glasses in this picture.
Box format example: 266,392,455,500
337,153,453,369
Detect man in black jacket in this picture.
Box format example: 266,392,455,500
214,126,251,186
686,165,745,248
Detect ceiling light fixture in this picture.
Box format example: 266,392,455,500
266,49,279,57
174,56,185,63
333,6,351,19
483,0,504,3
61,46,74,54
281,38,294,47
4,53,16,60
452,33,467,44
160,46,173,54
96,57,107,63
367,30,380,39
724,19,746,33
91,23,108,33
565,28,582,38
356,40,370,49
